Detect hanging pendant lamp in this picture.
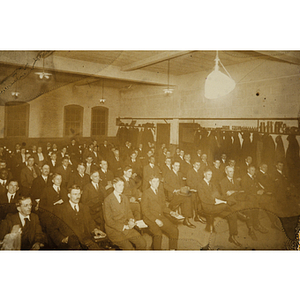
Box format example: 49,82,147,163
204,51,236,99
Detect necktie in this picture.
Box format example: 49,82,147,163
74,205,78,212
24,217,30,228
10,195,14,203
231,179,234,184
57,186,60,194
95,183,99,191
32,167,37,178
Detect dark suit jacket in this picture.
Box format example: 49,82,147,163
48,160,58,175
32,152,47,168
186,168,203,190
30,175,52,201
256,171,275,193
219,176,242,197
50,201,97,247
141,187,171,223
124,158,142,177
20,165,41,189
143,164,161,191
122,176,141,200
81,183,106,223
0,212,44,249
240,174,260,196
109,156,122,177
40,186,68,213
103,192,134,242
98,169,114,187
164,170,185,200
0,192,20,220
55,165,73,188
67,172,90,190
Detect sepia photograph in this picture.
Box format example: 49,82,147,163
1,50,300,251
1,2,299,299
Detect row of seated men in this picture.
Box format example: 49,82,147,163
0,140,299,249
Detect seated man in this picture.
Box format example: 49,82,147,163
142,156,161,192
50,185,106,250
0,197,45,250
219,166,257,241
141,175,179,250
198,168,242,247
55,157,73,189
186,160,205,223
81,170,106,231
30,163,52,206
98,160,114,196
122,166,142,220
0,179,20,221
164,161,195,228
20,156,41,196
85,156,99,176
67,163,90,190
103,178,147,250
240,165,269,234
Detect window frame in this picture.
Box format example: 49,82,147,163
5,101,30,138
91,106,108,137
63,104,83,137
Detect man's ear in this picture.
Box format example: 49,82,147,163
16,206,21,213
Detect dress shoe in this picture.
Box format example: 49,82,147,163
248,229,258,241
254,224,269,234
194,215,206,224
183,219,196,228
228,235,242,247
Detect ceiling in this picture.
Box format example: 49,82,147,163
0,50,300,104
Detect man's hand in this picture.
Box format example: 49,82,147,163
226,190,236,196
155,219,163,227
54,199,64,205
128,219,135,229
31,242,43,250
173,189,180,195
62,236,69,244
11,225,21,234
129,197,137,203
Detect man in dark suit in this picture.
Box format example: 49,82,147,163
81,170,106,231
48,152,58,175
219,166,258,241
186,160,205,223
122,166,142,220
98,159,114,196
50,185,106,250
67,162,90,190
0,197,45,250
142,156,161,192
141,175,179,250
0,168,9,195
32,146,47,168
181,153,193,178
164,161,195,228
240,165,269,234
124,151,142,187
161,157,172,179
103,178,147,250
0,179,20,221
99,140,109,160
20,156,41,196
30,163,52,207
198,168,242,247
109,149,122,177
85,156,99,176
55,157,73,189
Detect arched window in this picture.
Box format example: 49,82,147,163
91,106,108,136
64,105,83,137
5,101,29,137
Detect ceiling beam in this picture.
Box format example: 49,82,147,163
255,51,300,65
121,50,194,71
0,51,168,86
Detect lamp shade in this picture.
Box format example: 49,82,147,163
204,69,236,99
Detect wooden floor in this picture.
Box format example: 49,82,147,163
142,209,292,250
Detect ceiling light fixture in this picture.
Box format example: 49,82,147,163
99,79,106,103
11,80,20,98
163,59,174,95
204,51,236,99
35,57,52,79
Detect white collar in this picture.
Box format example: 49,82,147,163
113,191,122,203
69,200,79,211
19,213,30,226
277,169,282,174
149,163,154,168
260,169,265,174
247,173,253,179
101,168,106,173
150,186,158,194
204,178,210,185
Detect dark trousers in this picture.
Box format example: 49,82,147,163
144,216,179,250
169,194,193,218
202,203,238,236
113,228,147,250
